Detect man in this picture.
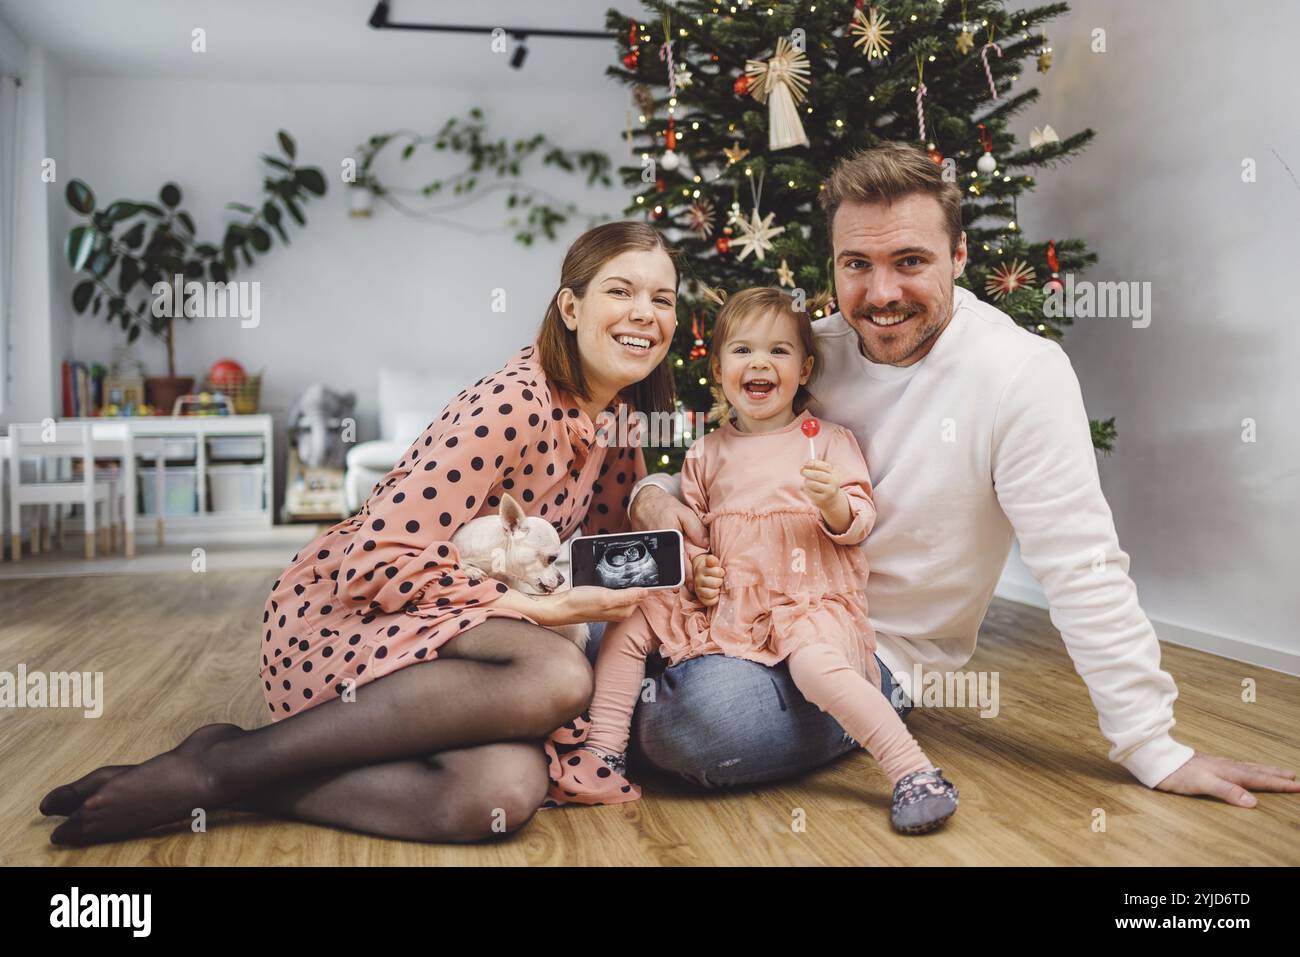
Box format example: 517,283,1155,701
603,141,1296,806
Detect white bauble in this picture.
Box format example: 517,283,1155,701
976,151,997,174
660,150,680,171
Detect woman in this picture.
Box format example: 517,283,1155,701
38,221,681,845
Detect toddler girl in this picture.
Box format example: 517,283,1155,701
547,287,959,833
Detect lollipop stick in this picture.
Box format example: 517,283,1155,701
800,416,821,463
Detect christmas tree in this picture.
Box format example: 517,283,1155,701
606,0,1114,471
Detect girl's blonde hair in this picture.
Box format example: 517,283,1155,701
707,287,819,423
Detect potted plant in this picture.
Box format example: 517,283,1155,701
64,130,326,412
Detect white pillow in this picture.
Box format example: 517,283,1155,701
378,367,455,443
393,410,432,447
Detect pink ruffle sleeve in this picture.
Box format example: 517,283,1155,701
816,424,877,546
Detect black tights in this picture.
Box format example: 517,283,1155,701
39,619,592,845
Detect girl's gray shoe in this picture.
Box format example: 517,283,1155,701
891,767,959,834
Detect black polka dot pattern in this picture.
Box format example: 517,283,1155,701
257,344,647,721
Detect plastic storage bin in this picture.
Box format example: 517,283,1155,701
208,464,265,512
208,436,264,461
139,466,199,515
137,437,197,463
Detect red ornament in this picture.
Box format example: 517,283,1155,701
208,358,246,389
688,313,708,359
623,20,639,70
665,115,677,150
1045,239,1062,291
733,74,751,96
715,235,731,254
927,146,944,165
655,176,666,192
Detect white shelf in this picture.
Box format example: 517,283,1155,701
57,414,275,539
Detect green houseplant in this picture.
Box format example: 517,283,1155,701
64,130,326,411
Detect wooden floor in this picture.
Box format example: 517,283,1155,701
2,562,1297,866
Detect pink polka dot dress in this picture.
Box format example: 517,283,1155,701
260,343,646,720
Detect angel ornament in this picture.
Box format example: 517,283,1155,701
744,36,811,151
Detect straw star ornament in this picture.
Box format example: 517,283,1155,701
985,259,1037,299
732,208,785,262
850,6,894,60
686,197,716,240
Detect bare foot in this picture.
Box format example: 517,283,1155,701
47,723,245,847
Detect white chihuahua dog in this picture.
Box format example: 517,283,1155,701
450,492,590,650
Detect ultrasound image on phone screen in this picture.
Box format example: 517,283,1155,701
592,536,661,588
569,530,684,591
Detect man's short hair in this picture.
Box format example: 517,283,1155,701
818,142,964,253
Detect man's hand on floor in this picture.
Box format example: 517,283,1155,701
1156,751,1300,806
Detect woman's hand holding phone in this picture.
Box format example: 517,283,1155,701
498,585,649,626
691,553,725,606
556,586,649,624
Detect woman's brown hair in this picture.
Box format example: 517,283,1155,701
706,287,819,424
536,221,680,422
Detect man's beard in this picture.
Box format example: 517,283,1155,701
850,290,953,366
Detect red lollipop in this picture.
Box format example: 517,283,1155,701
801,416,820,459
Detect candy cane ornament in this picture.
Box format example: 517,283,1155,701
915,81,927,141
980,39,1003,99
915,54,928,142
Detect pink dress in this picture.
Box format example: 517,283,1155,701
638,408,881,690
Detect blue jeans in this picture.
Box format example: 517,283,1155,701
584,620,914,788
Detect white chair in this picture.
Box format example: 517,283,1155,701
7,422,132,560
20,455,123,556
90,424,161,557
130,435,169,550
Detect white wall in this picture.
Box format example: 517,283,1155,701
1000,0,1300,667
0,11,23,70
61,75,631,429
51,72,630,507
3,42,68,423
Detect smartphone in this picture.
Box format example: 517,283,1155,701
568,529,686,591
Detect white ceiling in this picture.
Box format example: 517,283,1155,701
0,0,653,85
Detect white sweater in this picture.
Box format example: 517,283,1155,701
631,286,1195,788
